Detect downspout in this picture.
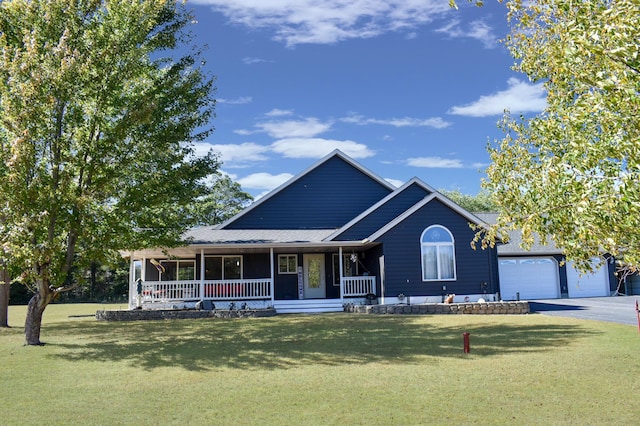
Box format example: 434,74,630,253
379,255,386,305
339,246,344,302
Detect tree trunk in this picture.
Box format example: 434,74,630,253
24,286,54,346
0,268,9,328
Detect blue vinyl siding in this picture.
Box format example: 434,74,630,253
225,156,392,229
377,199,498,297
333,182,431,241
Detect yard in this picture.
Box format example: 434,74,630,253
1,303,639,425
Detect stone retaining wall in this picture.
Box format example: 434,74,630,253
344,301,529,315
96,308,277,321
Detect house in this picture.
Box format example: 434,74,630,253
476,213,617,300
126,150,500,312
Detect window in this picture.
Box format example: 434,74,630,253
204,256,242,280
160,260,196,281
278,255,298,274
133,260,142,281
332,253,359,286
421,225,456,281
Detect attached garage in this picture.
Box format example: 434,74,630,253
627,274,640,295
499,257,560,300
566,260,610,298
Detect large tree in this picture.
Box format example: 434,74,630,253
477,0,640,272
192,175,253,226
0,0,219,344
439,189,497,213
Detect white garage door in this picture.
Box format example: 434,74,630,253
566,260,610,298
499,257,560,300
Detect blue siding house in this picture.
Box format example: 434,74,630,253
127,150,499,312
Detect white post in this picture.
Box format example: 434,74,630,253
200,249,205,299
129,252,135,309
339,247,344,301
270,248,275,304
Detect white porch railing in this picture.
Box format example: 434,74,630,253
342,276,376,297
141,280,200,301
139,279,272,302
202,279,272,300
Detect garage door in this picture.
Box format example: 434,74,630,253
627,274,640,295
566,260,610,298
499,257,560,300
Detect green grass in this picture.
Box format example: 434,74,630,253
1,304,639,425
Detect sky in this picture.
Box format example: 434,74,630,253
184,0,546,199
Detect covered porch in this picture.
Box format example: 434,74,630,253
127,232,381,313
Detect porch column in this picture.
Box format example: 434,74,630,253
270,248,275,303
339,246,344,301
200,249,205,299
129,252,135,309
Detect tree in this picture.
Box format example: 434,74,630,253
0,266,9,327
439,189,497,213
192,175,253,226
0,0,219,344
477,0,640,273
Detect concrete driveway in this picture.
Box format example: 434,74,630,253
529,296,640,326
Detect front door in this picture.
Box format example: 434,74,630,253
303,254,326,299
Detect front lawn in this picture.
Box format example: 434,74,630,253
1,304,638,425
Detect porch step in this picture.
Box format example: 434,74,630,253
273,299,345,314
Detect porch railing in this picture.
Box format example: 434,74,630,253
140,279,272,302
202,279,272,300
342,276,376,297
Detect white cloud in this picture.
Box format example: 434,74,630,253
218,96,253,105
407,156,464,168
385,178,404,188
271,138,374,159
264,108,294,117
256,117,332,138
471,162,489,170
237,172,294,190
435,19,498,49
191,141,218,158
191,0,452,47
242,57,271,65
449,78,547,117
207,142,270,165
342,114,451,129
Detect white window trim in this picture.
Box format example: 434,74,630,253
420,225,457,282
278,254,298,274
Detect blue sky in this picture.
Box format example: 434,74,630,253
186,0,546,198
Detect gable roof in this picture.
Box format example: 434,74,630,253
366,192,490,242
325,177,436,241
219,150,397,230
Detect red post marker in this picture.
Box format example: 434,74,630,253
463,332,470,353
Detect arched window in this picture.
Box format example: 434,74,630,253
421,225,456,281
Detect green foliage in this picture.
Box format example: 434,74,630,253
0,0,221,340
439,189,497,212
479,0,640,272
191,175,253,226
